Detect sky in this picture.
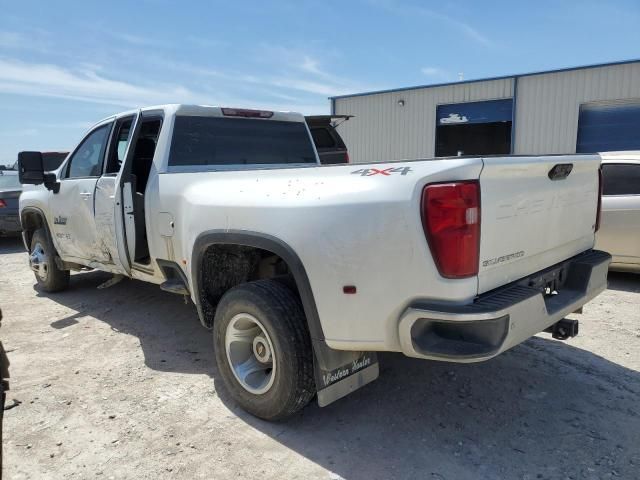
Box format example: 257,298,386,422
1,0,639,163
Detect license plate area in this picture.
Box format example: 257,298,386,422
520,263,569,297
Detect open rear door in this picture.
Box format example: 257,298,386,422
113,110,142,272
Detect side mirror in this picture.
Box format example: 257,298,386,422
18,151,60,193
18,151,45,185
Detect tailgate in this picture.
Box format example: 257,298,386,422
478,155,601,294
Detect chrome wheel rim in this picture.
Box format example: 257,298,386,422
225,313,276,395
30,242,49,281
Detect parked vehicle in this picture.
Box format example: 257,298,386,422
595,151,640,273
305,115,351,164
0,171,22,236
18,105,610,420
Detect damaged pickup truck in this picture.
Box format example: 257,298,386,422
18,104,610,420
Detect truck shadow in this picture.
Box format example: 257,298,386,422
607,271,640,293
0,236,25,254
35,269,212,376
34,269,640,480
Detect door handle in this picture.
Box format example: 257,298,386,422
79,192,92,198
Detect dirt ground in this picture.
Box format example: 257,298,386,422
1,236,639,480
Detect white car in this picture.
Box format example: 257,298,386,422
596,152,640,273
18,104,609,420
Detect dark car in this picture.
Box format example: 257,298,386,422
0,171,22,236
305,115,352,164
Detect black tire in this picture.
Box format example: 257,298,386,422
30,228,70,293
213,279,315,420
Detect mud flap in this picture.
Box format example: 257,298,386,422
313,340,379,407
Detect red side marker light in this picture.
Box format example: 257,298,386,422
343,285,357,294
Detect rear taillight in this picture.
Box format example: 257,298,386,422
595,168,603,232
421,181,480,279
0,199,6,208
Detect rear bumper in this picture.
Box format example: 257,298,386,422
398,249,611,362
0,214,21,234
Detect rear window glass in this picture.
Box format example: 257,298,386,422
601,163,640,195
169,116,317,167
0,174,21,189
310,127,336,149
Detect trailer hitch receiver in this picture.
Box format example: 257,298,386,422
545,318,579,340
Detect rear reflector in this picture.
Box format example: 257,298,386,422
421,181,480,279
0,199,5,208
221,108,273,118
595,168,603,232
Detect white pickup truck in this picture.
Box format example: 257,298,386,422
18,104,610,420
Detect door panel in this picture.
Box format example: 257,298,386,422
49,178,105,260
94,114,139,274
49,122,112,261
595,162,640,265
94,176,127,272
122,181,137,262
596,196,640,263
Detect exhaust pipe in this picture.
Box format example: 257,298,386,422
544,319,579,340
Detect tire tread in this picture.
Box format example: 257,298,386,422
213,279,315,420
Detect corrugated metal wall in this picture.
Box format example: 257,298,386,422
334,78,513,163
333,61,640,162
514,63,640,154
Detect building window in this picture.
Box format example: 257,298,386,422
435,99,513,157
577,100,640,153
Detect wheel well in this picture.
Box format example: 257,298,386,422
21,210,45,247
198,244,297,328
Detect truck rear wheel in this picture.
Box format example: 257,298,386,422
213,279,315,420
29,229,70,293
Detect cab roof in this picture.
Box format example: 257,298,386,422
91,104,306,131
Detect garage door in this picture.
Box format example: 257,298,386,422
576,100,640,153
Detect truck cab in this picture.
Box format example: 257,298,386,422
20,108,167,286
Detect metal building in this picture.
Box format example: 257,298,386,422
330,59,640,163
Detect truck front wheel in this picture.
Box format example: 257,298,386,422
213,279,315,420
29,229,70,293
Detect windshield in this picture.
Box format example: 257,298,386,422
169,116,317,167
0,174,21,189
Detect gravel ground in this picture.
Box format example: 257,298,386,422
1,235,639,480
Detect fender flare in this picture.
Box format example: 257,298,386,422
20,206,53,251
191,230,325,342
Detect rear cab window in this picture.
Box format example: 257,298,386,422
168,116,317,168
601,163,640,195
